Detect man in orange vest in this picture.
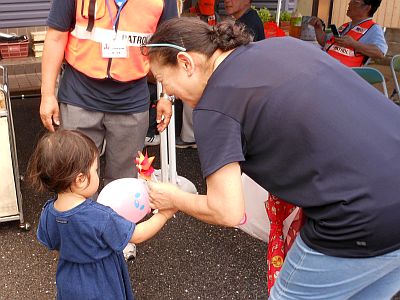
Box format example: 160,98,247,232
40,0,178,260
309,0,387,67
186,0,218,25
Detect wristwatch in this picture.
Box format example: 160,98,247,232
158,92,175,104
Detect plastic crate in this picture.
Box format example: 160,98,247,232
0,40,29,59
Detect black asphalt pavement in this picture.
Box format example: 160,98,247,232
0,97,268,300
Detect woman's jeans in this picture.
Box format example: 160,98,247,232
270,236,400,300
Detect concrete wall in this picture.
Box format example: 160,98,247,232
296,0,313,17
377,28,400,65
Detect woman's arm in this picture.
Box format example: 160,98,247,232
148,162,245,227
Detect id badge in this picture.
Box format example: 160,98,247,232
102,41,128,58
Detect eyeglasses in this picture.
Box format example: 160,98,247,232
140,43,187,56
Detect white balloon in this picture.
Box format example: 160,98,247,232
98,178,150,223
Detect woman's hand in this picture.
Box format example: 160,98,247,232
147,181,180,210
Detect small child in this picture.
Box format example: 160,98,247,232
27,129,175,299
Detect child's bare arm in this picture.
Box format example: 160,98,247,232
129,209,176,244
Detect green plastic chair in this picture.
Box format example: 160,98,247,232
390,54,400,101
352,67,388,97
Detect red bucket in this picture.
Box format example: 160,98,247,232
264,21,286,39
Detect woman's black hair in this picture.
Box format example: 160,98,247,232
147,17,252,66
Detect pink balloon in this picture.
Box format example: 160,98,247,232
97,178,151,223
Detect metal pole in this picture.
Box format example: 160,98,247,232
155,81,197,194
157,82,169,182
167,103,177,184
276,0,282,25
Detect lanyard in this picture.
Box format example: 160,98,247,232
105,0,128,33
346,17,373,34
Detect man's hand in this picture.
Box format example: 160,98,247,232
334,35,357,48
334,36,384,59
308,17,326,47
308,16,323,30
40,94,60,132
156,97,173,132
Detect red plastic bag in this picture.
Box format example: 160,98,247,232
264,21,286,39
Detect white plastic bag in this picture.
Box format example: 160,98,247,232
237,174,299,242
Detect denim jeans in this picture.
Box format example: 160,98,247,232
270,236,400,300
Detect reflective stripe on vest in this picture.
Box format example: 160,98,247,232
65,0,164,82
325,19,375,68
70,25,152,46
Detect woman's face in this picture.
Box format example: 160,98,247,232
150,53,209,108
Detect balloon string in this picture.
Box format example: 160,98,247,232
151,173,159,214
151,172,158,183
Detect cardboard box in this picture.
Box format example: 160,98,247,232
31,31,47,42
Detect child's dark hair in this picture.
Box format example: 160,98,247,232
26,130,98,193
147,17,252,66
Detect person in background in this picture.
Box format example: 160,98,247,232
145,0,184,147
186,0,219,25
174,0,220,149
144,82,161,146
309,0,387,67
174,0,265,149
145,17,400,299
27,130,175,300
40,0,177,259
224,0,265,41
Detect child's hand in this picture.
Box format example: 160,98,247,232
158,208,178,220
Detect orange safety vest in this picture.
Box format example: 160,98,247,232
189,0,216,25
325,19,375,67
65,0,164,82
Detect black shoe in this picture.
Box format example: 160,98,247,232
175,137,197,149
